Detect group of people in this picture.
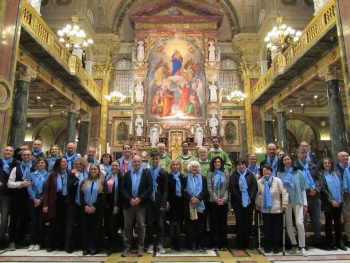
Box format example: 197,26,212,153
0,138,349,258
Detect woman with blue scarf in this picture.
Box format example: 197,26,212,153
27,158,49,251
43,158,70,252
99,153,112,179
80,164,106,256
319,157,347,251
255,164,288,254
229,158,257,250
277,154,308,257
183,160,208,252
65,157,88,253
105,161,123,256
166,160,185,251
207,156,229,251
47,145,61,172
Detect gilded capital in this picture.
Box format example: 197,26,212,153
262,113,273,121
239,61,261,79
273,102,284,113
67,104,81,114
16,67,37,82
80,113,91,122
319,66,338,82
92,62,113,78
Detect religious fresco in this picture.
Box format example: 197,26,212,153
146,37,206,122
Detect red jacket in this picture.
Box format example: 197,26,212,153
43,171,60,219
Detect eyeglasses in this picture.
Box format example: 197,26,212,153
22,154,31,157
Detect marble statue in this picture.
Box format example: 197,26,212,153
135,114,143,136
134,80,144,103
137,41,145,61
150,124,160,147
209,114,219,136
208,42,216,61
194,124,204,147
132,47,136,62
209,81,218,102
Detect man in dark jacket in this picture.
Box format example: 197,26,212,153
0,146,18,248
146,152,168,254
296,147,324,249
121,155,152,257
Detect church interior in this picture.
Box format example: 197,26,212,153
1,0,349,162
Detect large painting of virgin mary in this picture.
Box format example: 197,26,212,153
147,37,206,122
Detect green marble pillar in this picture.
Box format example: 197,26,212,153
66,104,80,145
241,117,247,155
264,121,274,145
78,121,89,156
277,111,289,153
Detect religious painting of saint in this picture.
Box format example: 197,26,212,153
147,37,206,122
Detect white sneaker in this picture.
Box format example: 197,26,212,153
33,244,40,251
27,245,35,251
157,244,165,253
301,248,308,257
147,245,154,254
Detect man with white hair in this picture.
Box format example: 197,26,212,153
247,154,260,179
149,143,171,171
197,146,210,177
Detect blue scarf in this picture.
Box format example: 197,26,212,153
267,155,278,176
1,157,13,174
86,156,99,164
298,159,316,189
131,168,143,197
47,155,59,172
84,180,99,207
150,164,160,201
32,148,42,157
324,171,342,204
248,164,259,174
20,161,32,180
238,169,250,207
213,169,224,188
339,163,350,193
103,164,111,179
35,169,48,194
113,173,119,206
65,152,78,170
75,171,88,205
261,176,273,213
187,173,205,210
172,171,182,197
57,169,68,195
306,152,311,163
283,166,295,187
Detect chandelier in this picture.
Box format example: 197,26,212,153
57,16,93,51
264,17,302,53
227,86,246,104
105,90,126,105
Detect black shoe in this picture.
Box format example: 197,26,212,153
264,246,271,253
198,247,204,252
46,247,53,252
212,247,218,251
90,250,98,255
65,249,73,254
82,250,90,255
273,247,279,254
323,245,332,251
337,241,347,251
121,246,131,257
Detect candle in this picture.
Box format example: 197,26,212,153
281,141,284,148
106,142,110,154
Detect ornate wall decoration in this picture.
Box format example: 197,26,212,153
146,36,206,122
224,120,238,144
112,119,130,146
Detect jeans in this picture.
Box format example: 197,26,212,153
28,200,44,245
0,195,10,242
304,197,321,240
146,201,165,246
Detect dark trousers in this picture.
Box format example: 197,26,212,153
105,206,123,253
146,201,165,247
9,195,30,244
233,203,254,248
65,202,82,251
263,212,283,248
304,197,322,240
81,208,104,252
0,195,10,242
47,194,67,250
186,212,205,249
209,202,228,248
325,207,342,245
28,200,45,245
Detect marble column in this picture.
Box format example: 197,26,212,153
78,114,90,155
321,66,348,159
263,113,275,144
8,67,37,148
66,104,80,144
240,117,247,155
274,103,289,153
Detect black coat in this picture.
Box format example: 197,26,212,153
148,167,168,209
0,158,19,195
229,169,257,206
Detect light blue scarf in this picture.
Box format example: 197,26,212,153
20,161,32,180
298,159,316,189
103,164,111,179
306,152,311,163
150,164,160,201
238,169,251,207
339,163,350,193
187,173,205,210
283,166,295,187
84,180,99,207
47,155,59,172
213,169,224,188
172,171,182,197
247,164,259,174
267,155,278,176
65,152,78,170
86,156,99,164
261,176,273,213
131,168,143,197
324,171,342,204
32,148,42,157
57,169,68,195
75,171,88,205
35,169,48,194
1,157,13,174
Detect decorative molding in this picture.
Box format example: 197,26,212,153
319,66,338,82
16,66,37,82
67,104,81,114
